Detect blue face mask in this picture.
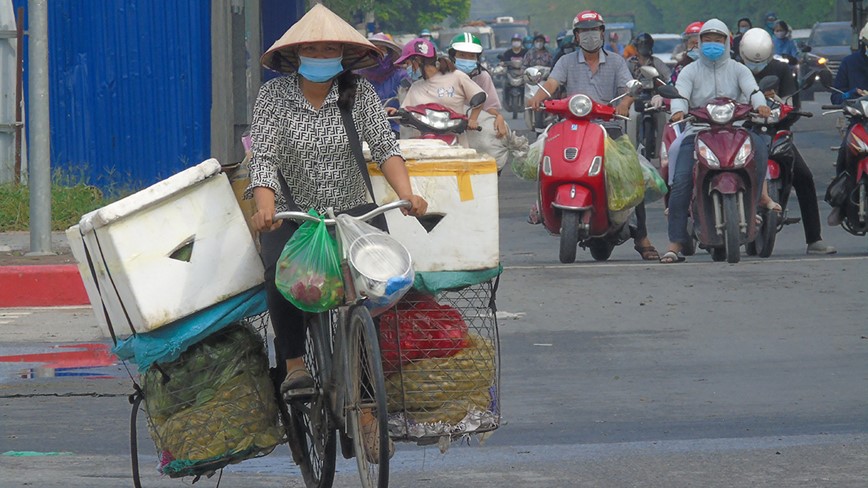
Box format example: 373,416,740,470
298,55,344,83
745,60,768,73
455,58,477,74
406,64,422,81
701,42,726,61
766,21,775,30
686,48,699,60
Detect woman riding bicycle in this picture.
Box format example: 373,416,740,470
246,4,427,455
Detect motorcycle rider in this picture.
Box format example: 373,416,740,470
732,18,753,62
827,21,868,225
524,33,553,68
499,33,528,63
393,37,485,146
662,18,773,263
671,21,702,84
448,32,509,137
740,28,837,254
763,12,778,36
527,10,659,261
552,30,576,66
607,31,624,56
355,32,408,138
627,33,672,82
771,20,800,60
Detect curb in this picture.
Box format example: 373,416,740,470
0,265,89,307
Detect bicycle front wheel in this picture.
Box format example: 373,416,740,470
346,305,390,488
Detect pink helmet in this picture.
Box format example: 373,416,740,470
394,37,436,64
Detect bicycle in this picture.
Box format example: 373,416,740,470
273,200,412,488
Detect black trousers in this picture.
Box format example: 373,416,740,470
790,147,823,244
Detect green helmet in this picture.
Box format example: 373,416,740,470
450,32,483,54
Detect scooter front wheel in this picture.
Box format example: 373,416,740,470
559,211,580,263
722,194,741,264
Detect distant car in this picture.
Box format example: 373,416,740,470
650,33,682,67
799,21,853,99
791,28,811,46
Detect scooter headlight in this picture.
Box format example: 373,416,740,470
696,139,720,168
568,94,593,117
413,109,462,130
734,137,752,167
706,101,735,124
847,130,868,155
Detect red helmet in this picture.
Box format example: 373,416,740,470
573,10,605,30
683,21,703,37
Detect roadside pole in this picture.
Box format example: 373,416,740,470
27,0,51,255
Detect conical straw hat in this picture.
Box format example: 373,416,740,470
261,4,383,73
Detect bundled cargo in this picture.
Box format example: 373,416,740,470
603,135,646,212
142,322,282,477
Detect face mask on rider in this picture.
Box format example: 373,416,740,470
738,26,749,34
298,55,344,83
534,41,544,49
686,48,699,60
454,58,477,74
774,30,786,39
745,60,768,73
512,40,522,48
406,61,422,81
701,42,726,61
577,30,603,52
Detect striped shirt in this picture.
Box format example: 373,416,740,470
549,48,633,103
245,73,401,214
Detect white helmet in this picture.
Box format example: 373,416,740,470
739,28,773,63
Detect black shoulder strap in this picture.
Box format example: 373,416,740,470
339,102,377,204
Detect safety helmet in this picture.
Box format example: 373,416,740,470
420,29,432,37
683,21,703,38
394,37,436,65
533,33,546,42
573,10,605,30
511,33,523,41
739,28,773,63
764,12,778,23
450,32,483,54
634,32,654,49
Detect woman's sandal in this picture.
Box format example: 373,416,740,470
659,251,685,264
360,415,395,464
280,365,315,400
634,245,660,261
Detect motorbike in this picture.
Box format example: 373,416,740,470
523,66,554,135
389,92,487,146
745,73,817,257
633,66,669,160
535,79,643,263
657,85,763,264
499,59,525,119
820,70,868,237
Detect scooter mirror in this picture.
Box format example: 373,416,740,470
758,75,780,93
468,92,487,108
639,65,660,81
626,79,643,97
656,84,682,99
524,67,543,84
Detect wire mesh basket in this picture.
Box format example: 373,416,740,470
380,280,501,443
141,320,283,478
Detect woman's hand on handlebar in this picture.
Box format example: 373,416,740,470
756,105,771,118
400,194,428,217
385,106,398,116
670,111,684,122
467,118,480,131
252,187,282,232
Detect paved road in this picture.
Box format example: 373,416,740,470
1,95,867,487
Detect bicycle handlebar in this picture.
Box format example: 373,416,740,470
274,200,412,226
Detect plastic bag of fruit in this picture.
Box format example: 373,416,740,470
275,210,343,312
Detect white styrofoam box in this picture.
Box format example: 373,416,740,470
366,145,499,272
66,159,264,336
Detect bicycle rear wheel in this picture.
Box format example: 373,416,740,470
284,314,337,488
346,305,390,488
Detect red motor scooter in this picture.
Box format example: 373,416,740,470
535,80,643,263
658,85,762,264
388,92,486,145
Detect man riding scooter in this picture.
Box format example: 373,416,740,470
662,18,774,263
739,28,836,255
528,10,659,261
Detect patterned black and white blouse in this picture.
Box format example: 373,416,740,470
245,72,402,214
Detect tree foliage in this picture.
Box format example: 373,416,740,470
492,0,837,39
322,0,471,34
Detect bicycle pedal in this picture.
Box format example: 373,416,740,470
283,388,316,403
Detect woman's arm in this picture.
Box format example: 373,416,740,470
380,156,427,216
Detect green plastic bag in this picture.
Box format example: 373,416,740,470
275,210,344,312
638,154,668,203
604,135,645,212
